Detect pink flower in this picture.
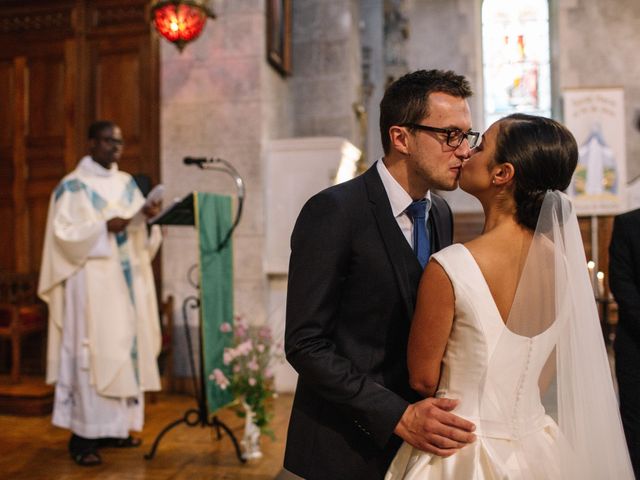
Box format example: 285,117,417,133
209,368,230,390
235,324,248,339
237,340,253,356
220,322,232,333
233,364,241,373
248,377,257,386
223,349,233,365
257,344,265,353
234,316,249,338
248,359,259,371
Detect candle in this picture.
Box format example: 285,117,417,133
587,261,596,294
596,271,605,298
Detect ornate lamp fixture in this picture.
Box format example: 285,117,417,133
151,0,215,52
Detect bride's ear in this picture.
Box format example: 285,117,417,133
492,162,515,187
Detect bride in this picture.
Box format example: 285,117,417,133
386,113,634,479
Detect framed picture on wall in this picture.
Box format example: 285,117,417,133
266,0,292,76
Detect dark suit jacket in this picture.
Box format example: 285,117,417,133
609,208,640,477
284,163,453,480
610,208,640,362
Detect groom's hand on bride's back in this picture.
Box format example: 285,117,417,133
394,397,476,457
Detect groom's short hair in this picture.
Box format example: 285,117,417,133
379,69,473,154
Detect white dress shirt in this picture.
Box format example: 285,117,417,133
376,159,432,249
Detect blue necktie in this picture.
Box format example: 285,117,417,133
406,200,430,268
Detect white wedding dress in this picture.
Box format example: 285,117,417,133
387,194,634,480
386,244,568,479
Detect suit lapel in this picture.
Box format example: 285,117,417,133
429,201,443,252
363,164,414,317
429,195,453,253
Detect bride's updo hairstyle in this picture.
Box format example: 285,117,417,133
494,113,578,230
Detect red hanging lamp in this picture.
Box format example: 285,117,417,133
151,0,216,52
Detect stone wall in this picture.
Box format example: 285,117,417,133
359,0,385,163
290,0,362,144
161,0,273,336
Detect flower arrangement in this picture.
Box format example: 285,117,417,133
210,315,282,438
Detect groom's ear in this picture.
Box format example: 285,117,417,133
493,162,515,186
389,126,410,155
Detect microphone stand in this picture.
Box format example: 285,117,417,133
183,157,245,252
144,157,246,463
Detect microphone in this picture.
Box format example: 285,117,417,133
183,156,208,166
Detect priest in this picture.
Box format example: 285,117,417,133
38,120,163,466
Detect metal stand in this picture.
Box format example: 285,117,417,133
145,296,245,462
146,156,246,461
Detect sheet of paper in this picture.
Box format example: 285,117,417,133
145,184,165,206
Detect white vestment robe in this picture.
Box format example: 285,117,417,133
38,156,162,438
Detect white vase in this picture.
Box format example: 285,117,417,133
241,400,263,460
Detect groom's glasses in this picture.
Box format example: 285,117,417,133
402,123,480,149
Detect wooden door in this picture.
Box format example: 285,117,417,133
0,56,18,272
0,40,77,273
0,0,159,274
84,0,160,185
87,34,159,182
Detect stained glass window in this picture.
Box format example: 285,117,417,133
482,0,551,128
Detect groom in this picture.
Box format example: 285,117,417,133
284,70,477,479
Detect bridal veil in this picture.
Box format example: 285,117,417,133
479,190,634,478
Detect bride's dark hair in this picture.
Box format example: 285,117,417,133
494,113,578,230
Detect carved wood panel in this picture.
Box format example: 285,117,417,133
25,43,70,271
0,1,74,37
85,0,160,184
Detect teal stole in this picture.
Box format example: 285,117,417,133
195,192,235,413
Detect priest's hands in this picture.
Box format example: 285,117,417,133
106,200,161,233
107,217,131,233
394,397,476,457
142,200,162,218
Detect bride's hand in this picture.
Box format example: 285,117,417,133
394,397,476,457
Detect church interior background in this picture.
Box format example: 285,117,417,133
1,0,639,478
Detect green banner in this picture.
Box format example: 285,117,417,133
195,192,234,413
